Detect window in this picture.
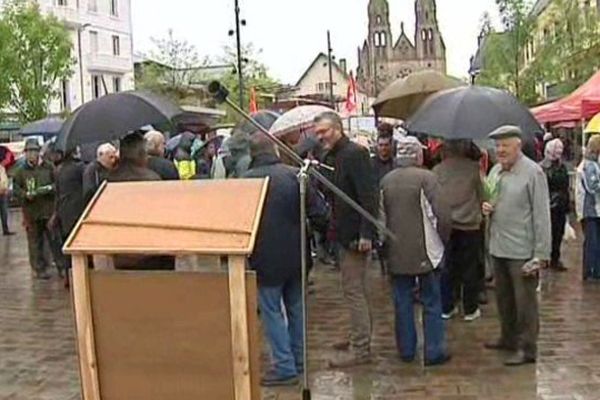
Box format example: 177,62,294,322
376,15,382,24
380,32,387,47
421,29,427,41
89,31,98,54
110,0,118,16
92,75,102,99
88,0,97,12
373,33,380,47
112,35,120,56
60,79,70,111
428,29,435,56
56,0,67,6
113,76,121,93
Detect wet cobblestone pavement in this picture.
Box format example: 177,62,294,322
1,211,600,399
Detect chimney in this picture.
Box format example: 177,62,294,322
339,58,347,74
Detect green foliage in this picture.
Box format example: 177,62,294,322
136,31,279,122
218,43,279,120
479,0,600,105
524,0,600,100
479,0,535,102
0,0,74,123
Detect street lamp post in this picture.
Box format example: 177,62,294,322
233,0,245,108
327,31,335,109
77,23,91,106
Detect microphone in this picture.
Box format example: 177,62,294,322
208,81,229,104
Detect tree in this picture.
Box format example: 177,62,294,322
525,0,600,98
0,0,73,122
218,43,279,121
476,1,538,103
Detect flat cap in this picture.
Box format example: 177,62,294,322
488,125,523,140
24,138,41,151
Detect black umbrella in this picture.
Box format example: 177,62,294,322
56,91,183,151
232,110,280,135
406,86,543,140
20,117,64,140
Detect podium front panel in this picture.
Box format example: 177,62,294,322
88,271,260,400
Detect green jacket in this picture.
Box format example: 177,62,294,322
14,160,56,221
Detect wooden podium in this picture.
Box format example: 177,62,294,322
64,179,269,400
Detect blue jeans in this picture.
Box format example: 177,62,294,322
392,272,447,362
583,218,600,280
258,277,303,378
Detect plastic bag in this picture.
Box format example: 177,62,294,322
564,220,577,242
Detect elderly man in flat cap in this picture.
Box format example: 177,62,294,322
482,125,551,366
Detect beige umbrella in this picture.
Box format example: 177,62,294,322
372,70,465,120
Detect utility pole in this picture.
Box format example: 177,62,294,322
327,31,335,109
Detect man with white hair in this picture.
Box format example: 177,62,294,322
144,130,179,180
82,143,117,204
482,125,551,366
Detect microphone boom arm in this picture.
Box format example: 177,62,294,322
209,81,395,240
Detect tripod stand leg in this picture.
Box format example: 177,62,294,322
299,168,311,398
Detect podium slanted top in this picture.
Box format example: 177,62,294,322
63,179,269,255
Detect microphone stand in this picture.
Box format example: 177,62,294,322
209,81,394,400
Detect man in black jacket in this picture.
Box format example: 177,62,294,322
243,134,328,386
315,111,378,368
144,130,179,180
82,143,117,204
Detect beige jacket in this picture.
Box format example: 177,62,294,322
0,165,8,194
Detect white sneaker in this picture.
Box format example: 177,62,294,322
442,307,459,320
464,309,482,322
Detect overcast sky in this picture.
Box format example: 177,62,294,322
131,0,501,84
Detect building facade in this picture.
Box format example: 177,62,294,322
6,0,135,115
523,0,600,100
278,53,370,115
357,0,447,97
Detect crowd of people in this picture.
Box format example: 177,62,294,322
6,110,600,387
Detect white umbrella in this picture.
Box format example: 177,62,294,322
269,105,334,137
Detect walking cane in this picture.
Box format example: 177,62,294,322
209,81,395,400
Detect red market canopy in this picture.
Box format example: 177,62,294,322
531,70,600,124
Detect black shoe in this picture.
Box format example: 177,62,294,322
504,350,536,366
35,271,51,280
260,373,299,387
552,261,568,272
425,354,451,366
400,355,415,363
484,340,517,351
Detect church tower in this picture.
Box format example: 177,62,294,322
414,0,446,71
368,0,392,60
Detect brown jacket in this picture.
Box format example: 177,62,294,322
381,167,451,276
433,157,483,231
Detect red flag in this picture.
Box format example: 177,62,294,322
249,87,258,113
345,72,358,115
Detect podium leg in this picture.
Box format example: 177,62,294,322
228,256,252,400
72,254,101,400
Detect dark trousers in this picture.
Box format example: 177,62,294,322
583,218,600,280
258,277,303,378
550,209,567,265
0,195,9,234
442,229,482,315
392,272,446,362
26,219,64,273
492,257,539,358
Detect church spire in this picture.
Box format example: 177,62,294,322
368,0,391,52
